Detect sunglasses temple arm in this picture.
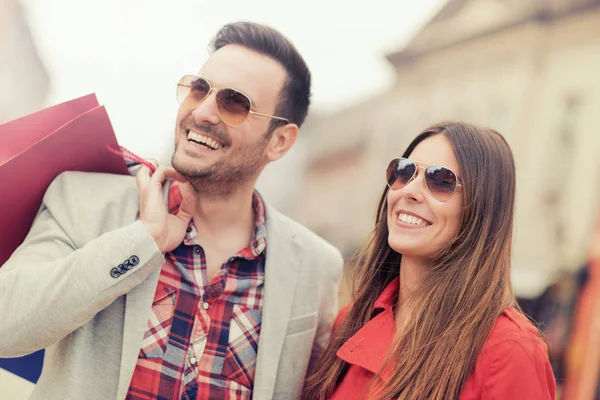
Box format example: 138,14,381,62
249,110,289,122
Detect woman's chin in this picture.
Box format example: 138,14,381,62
389,240,435,259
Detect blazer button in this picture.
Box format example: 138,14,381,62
123,261,133,271
129,255,140,266
110,268,121,278
117,264,127,274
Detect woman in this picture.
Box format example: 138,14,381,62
303,121,556,400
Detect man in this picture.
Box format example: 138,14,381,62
0,22,343,400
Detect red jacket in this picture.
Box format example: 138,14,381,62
330,278,556,399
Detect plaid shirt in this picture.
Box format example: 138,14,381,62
126,181,266,400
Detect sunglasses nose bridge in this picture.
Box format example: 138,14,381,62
201,86,218,103
400,165,429,200
406,165,424,187
189,86,222,125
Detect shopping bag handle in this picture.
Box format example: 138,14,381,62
106,145,157,173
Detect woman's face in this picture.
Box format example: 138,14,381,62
387,134,463,261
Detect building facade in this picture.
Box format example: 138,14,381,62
294,0,600,299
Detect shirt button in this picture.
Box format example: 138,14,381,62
194,247,201,254
202,302,210,310
189,356,197,365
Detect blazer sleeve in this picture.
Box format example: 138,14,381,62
307,247,344,374
0,173,165,357
481,338,557,400
333,304,350,331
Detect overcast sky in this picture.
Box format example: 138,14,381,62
21,0,443,158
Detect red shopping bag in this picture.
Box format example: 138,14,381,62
0,94,129,267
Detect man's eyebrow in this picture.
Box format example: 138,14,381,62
209,77,260,108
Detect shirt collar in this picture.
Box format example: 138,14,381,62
167,181,267,258
336,277,399,380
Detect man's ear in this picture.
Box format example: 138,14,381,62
265,123,299,162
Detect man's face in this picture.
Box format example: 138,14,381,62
171,44,287,192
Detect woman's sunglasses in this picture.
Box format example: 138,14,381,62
386,157,463,202
176,75,290,127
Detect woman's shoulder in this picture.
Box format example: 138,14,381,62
485,307,542,346
479,306,548,362
467,307,556,398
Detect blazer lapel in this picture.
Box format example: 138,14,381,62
116,183,169,399
116,268,161,399
253,204,302,400
117,269,160,399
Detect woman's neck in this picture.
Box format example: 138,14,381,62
399,256,426,302
396,256,427,332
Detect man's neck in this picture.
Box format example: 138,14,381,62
191,181,257,240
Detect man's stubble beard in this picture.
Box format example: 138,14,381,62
171,138,268,199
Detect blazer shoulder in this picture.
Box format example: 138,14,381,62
266,206,343,274
42,171,140,243
47,171,138,205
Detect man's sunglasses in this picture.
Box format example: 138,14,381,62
176,75,289,127
386,157,463,202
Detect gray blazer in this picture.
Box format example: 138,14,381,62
0,171,343,400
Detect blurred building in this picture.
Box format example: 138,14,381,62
256,116,322,213
0,0,49,122
292,0,600,299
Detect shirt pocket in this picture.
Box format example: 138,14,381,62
139,286,177,359
222,304,262,389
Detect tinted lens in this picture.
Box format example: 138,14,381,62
425,166,458,201
177,75,210,109
386,158,417,190
216,88,251,126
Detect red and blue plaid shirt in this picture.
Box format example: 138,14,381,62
126,181,266,400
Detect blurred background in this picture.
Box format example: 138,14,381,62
1,0,599,398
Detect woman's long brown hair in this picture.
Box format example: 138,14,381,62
303,121,519,400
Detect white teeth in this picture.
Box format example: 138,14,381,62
187,130,223,150
398,213,427,226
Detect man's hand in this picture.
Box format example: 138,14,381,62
136,165,196,253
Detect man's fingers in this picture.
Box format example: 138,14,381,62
162,168,188,183
135,165,153,189
149,166,175,186
147,158,159,169
178,181,197,199
176,182,197,223
150,166,187,184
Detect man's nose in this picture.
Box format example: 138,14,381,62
190,88,221,125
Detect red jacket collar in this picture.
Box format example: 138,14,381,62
336,277,523,383
336,277,399,379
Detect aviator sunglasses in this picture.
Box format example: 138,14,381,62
386,157,463,202
176,75,290,127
